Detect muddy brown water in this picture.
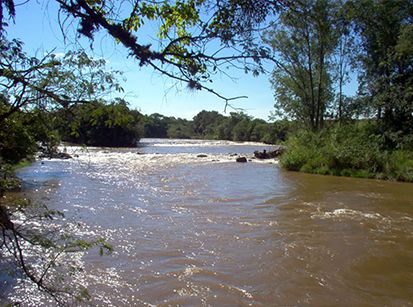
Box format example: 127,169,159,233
3,139,413,306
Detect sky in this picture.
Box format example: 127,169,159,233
6,1,357,121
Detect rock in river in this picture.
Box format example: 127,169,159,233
236,157,247,163
254,146,285,159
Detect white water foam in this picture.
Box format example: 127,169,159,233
312,208,386,221
140,138,271,147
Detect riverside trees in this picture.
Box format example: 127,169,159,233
0,37,125,158
265,0,412,134
349,0,413,141
264,0,351,130
56,99,144,147
270,0,413,180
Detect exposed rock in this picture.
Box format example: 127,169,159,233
39,152,73,160
57,152,73,159
197,154,208,158
254,146,285,159
236,157,247,163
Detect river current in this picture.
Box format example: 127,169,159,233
4,138,413,306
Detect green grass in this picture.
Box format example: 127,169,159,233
11,159,33,171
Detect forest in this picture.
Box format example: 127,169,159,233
0,0,412,304
55,106,289,145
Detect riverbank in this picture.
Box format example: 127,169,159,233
280,126,413,182
11,159,33,171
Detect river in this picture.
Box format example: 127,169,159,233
3,138,413,306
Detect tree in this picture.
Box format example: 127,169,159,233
0,38,123,123
58,99,144,147
167,118,193,138
0,110,37,163
249,118,271,142
144,113,169,138
0,36,125,157
213,111,251,140
233,117,253,141
192,110,225,137
265,0,341,130
1,0,285,106
348,0,413,137
333,2,356,122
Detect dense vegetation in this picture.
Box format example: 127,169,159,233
281,123,413,182
53,106,290,146
54,100,144,147
143,110,292,143
265,0,413,181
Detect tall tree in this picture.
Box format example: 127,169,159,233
349,0,413,134
333,2,355,121
265,0,339,130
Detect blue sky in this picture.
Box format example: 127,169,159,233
6,1,357,121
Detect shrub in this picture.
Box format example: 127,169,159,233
280,130,320,171
280,123,413,182
385,151,413,181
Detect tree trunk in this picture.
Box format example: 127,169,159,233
304,24,316,130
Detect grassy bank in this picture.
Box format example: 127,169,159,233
11,159,33,171
280,124,413,182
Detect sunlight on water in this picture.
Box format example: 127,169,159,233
3,139,413,306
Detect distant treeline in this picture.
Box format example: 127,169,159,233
143,110,291,144
51,101,292,146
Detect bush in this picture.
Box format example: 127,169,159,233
384,151,413,181
280,123,413,182
280,130,318,171
0,114,37,164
